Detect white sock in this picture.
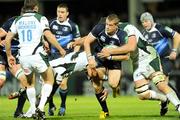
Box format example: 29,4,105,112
166,91,180,107
26,87,36,112
149,90,167,102
38,84,53,111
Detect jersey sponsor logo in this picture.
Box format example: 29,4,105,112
152,33,156,38
100,36,106,42
109,41,115,45
62,27,68,32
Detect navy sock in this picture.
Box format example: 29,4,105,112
48,83,59,108
15,90,26,113
59,88,68,108
95,89,109,112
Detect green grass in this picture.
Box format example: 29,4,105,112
0,95,179,120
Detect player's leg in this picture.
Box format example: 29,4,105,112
36,66,54,119
0,53,7,88
161,58,180,99
47,82,59,116
108,69,121,98
90,67,109,119
9,64,28,117
151,72,180,115
0,64,6,88
24,73,36,118
58,77,68,116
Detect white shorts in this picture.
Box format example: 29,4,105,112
19,54,49,75
133,55,162,81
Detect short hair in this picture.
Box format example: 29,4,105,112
23,0,39,10
57,3,69,12
20,6,25,15
140,12,154,23
106,14,120,25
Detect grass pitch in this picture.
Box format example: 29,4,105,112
0,95,179,120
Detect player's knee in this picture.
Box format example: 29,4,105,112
109,82,119,89
151,72,166,85
135,84,150,100
0,71,6,88
15,68,24,80
59,82,67,90
92,84,102,93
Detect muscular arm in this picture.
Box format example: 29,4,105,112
111,53,130,61
73,38,81,52
84,33,96,56
44,30,66,56
109,35,137,55
0,28,7,39
5,32,15,56
173,32,180,50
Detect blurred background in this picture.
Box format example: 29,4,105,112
0,0,180,96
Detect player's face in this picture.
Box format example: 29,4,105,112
141,20,152,31
105,19,118,36
57,7,69,22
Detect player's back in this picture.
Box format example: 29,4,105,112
13,12,47,56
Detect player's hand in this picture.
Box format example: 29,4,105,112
43,41,50,54
7,55,16,68
98,48,111,58
67,42,75,49
88,56,97,68
169,51,177,60
87,66,98,78
59,48,66,57
100,88,108,101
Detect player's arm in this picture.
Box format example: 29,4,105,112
169,32,180,60
107,53,130,61
5,31,16,67
84,33,97,68
172,32,180,52
68,36,87,48
44,30,66,57
109,35,137,55
0,28,7,47
5,32,14,56
73,38,81,52
0,28,7,39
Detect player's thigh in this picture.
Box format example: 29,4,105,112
108,69,121,87
41,66,54,83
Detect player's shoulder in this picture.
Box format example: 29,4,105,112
68,19,78,27
154,23,164,30
49,18,57,25
34,13,47,22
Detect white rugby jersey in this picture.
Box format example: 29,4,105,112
10,12,49,56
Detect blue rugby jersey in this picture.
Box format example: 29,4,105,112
49,18,80,53
142,23,175,57
90,23,127,53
